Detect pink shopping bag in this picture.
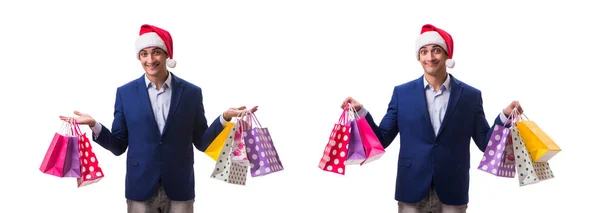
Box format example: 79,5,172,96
40,121,72,177
356,115,385,165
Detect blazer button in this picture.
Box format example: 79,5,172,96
434,143,438,147
159,141,163,145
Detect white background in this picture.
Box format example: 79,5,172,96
1,0,597,212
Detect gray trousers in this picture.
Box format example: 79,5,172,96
398,183,467,213
126,181,194,213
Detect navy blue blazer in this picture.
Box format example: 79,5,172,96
93,73,223,201
364,74,504,205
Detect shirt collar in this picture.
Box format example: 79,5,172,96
424,73,451,91
145,71,172,89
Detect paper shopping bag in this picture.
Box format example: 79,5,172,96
319,106,351,175
242,112,284,177
211,123,248,185
40,121,74,177
511,127,555,186
205,122,235,161
40,132,70,177
357,117,385,165
516,117,561,162
231,118,250,167
74,123,105,187
62,135,82,178
477,124,515,178
345,119,366,165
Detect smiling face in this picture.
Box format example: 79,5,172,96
139,47,168,77
418,44,448,76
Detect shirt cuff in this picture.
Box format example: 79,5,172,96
357,107,368,118
499,111,508,124
91,121,102,137
219,114,228,126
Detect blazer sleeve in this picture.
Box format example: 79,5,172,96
193,88,224,152
364,86,400,149
472,90,503,152
93,88,129,156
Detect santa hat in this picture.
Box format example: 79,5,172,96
135,24,177,68
415,24,455,68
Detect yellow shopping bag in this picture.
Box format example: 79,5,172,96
205,122,236,161
516,117,561,162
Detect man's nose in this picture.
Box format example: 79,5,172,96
423,52,433,61
145,56,155,64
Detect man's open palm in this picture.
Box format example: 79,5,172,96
59,111,96,127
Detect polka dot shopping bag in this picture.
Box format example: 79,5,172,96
477,124,515,177
511,126,555,186
73,121,105,187
210,121,248,185
241,111,284,177
477,110,517,178
318,104,351,175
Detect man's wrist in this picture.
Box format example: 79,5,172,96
222,113,231,121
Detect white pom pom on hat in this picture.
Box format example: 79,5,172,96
135,24,177,68
415,24,455,68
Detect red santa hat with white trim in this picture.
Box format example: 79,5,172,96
135,24,177,68
415,24,455,68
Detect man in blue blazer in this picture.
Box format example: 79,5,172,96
60,24,257,213
342,24,523,212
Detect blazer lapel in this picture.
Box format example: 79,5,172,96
437,74,463,137
137,75,161,136
161,72,184,139
414,76,436,139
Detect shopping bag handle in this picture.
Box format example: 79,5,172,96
72,119,84,136
347,103,361,120
57,119,72,135
337,103,350,125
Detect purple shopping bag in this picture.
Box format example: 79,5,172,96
242,112,284,177
345,119,366,165
62,136,82,178
477,124,515,177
